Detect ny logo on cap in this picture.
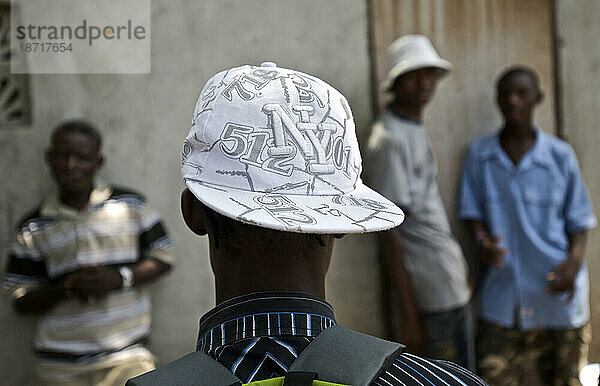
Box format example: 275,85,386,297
263,104,335,174
220,103,348,177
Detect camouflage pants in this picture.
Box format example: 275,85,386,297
477,320,591,386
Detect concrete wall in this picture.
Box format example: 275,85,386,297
556,0,600,360
0,1,378,384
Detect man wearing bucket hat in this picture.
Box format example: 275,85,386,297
365,35,474,369
128,62,485,385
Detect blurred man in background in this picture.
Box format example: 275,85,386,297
366,35,474,370
459,66,596,385
3,120,174,385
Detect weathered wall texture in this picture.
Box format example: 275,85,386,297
555,0,600,360
0,1,377,384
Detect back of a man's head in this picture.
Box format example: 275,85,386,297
180,62,404,301
185,193,329,248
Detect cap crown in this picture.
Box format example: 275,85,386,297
182,63,362,196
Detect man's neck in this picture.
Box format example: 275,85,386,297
502,122,535,141
215,280,326,305
499,123,536,166
59,188,92,211
211,243,333,305
390,102,423,123
214,254,328,304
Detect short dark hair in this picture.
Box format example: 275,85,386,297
202,203,329,249
496,66,540,91
51,120,102,151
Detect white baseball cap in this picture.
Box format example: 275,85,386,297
182,62,404,234
381,34,452,91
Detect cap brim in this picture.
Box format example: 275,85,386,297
186,179,404,234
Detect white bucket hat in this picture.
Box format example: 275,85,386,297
381,34,452,91
182,62,404,234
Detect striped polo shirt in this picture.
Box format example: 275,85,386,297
197,292,486,385
3,182,174,361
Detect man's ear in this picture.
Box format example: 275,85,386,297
181,189,208,235
537,90,544,105
96,154,104,170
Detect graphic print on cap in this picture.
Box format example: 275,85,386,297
182,63,404,233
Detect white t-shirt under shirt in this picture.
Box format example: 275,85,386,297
365,109,470,313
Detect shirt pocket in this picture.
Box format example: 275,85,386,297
520,182,564,237
521,184,561,206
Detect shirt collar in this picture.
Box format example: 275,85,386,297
528,130,553,170
40,179,112,218
478,127,553,171
197,291,336,353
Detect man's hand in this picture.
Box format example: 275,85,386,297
64,266,122,303
546,231,589,303
546,258,581,302
13,279,68,313
478,236,508,268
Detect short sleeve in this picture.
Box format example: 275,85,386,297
139,205,175,265
458,145,484,220
3,223,47,297
563,148,597,234
364,132,412,210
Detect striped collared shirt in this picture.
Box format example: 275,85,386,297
197,292,486,385
3,183,174,362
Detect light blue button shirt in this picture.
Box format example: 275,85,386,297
458,128,597,329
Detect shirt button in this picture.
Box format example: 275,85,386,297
520,307,535,319
260,61,277,68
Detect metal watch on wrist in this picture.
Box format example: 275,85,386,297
119,266,134,289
